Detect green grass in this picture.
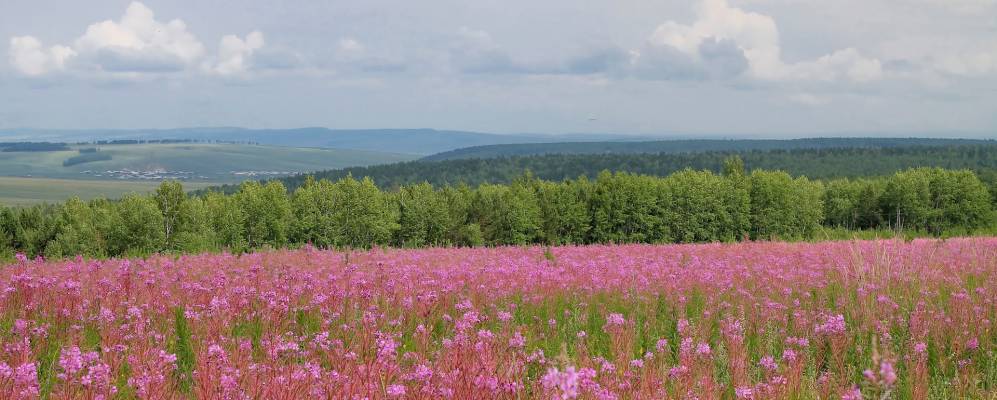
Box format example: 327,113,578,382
0,177,215,206
171,307,195,393
0,143,416,182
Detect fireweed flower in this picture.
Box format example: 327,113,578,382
815,314,847,336
605,313,625,328
841,387,863,400
0,362,39,398
655,338,669,353
376,332,399,362
723,318,744,342
863,360,897,388
509,331,526,348
542,366,580,399
56,347,115,395
677,319,690,334
759,356,778,371
680,338,694,355
407,364,433,382
668,365,688,379
207,344,227,362
785,337,809,348
879,361,897,386
386,384,406,397
695,343,712,358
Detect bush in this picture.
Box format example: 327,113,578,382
63,152,112,166
749,170,824,240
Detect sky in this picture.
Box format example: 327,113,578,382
2,0,996,137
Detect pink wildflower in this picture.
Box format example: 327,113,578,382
542,366,580,399
386,384,406,397
815,314,847,336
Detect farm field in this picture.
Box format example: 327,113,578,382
0,177,216,206
0,143,416,205
0,143,416,182
0,238,994,399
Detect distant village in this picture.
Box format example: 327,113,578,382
77,168,295,181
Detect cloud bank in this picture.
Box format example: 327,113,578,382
9,2,267,78
633,0,882,82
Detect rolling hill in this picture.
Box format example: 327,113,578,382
0,142,416,204
0,142,415,182
0,128,645,156
422,137,996,161
220,143,997,194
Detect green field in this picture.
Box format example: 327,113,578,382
0,177,215,205
0,143,416,182
0,142,416,205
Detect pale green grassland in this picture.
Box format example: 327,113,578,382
0,177,215,206
0,143,417,205
0,143,415,181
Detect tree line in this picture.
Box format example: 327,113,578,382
224,144,997,194
422,137,995,161
1,161,993,260
0,142,71,152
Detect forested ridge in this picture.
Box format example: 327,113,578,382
226,144,997,193
2,160,993,260
423,137,996,161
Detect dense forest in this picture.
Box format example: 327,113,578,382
209,144,997,194
423,137,996,161
2,161,993,260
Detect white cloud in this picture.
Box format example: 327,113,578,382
212,31,264,76
338,38,365,54
644,0,882,83
74,2,206,68
8,36,76,76
7,2,270,78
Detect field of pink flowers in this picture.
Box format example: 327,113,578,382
0,238,994,399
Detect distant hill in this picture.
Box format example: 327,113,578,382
200,143,997,194
0,128,646,156
423,138,996,161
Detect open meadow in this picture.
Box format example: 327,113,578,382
0,143,416,205
0,238,993,399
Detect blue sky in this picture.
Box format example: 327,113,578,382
2,0,996,136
